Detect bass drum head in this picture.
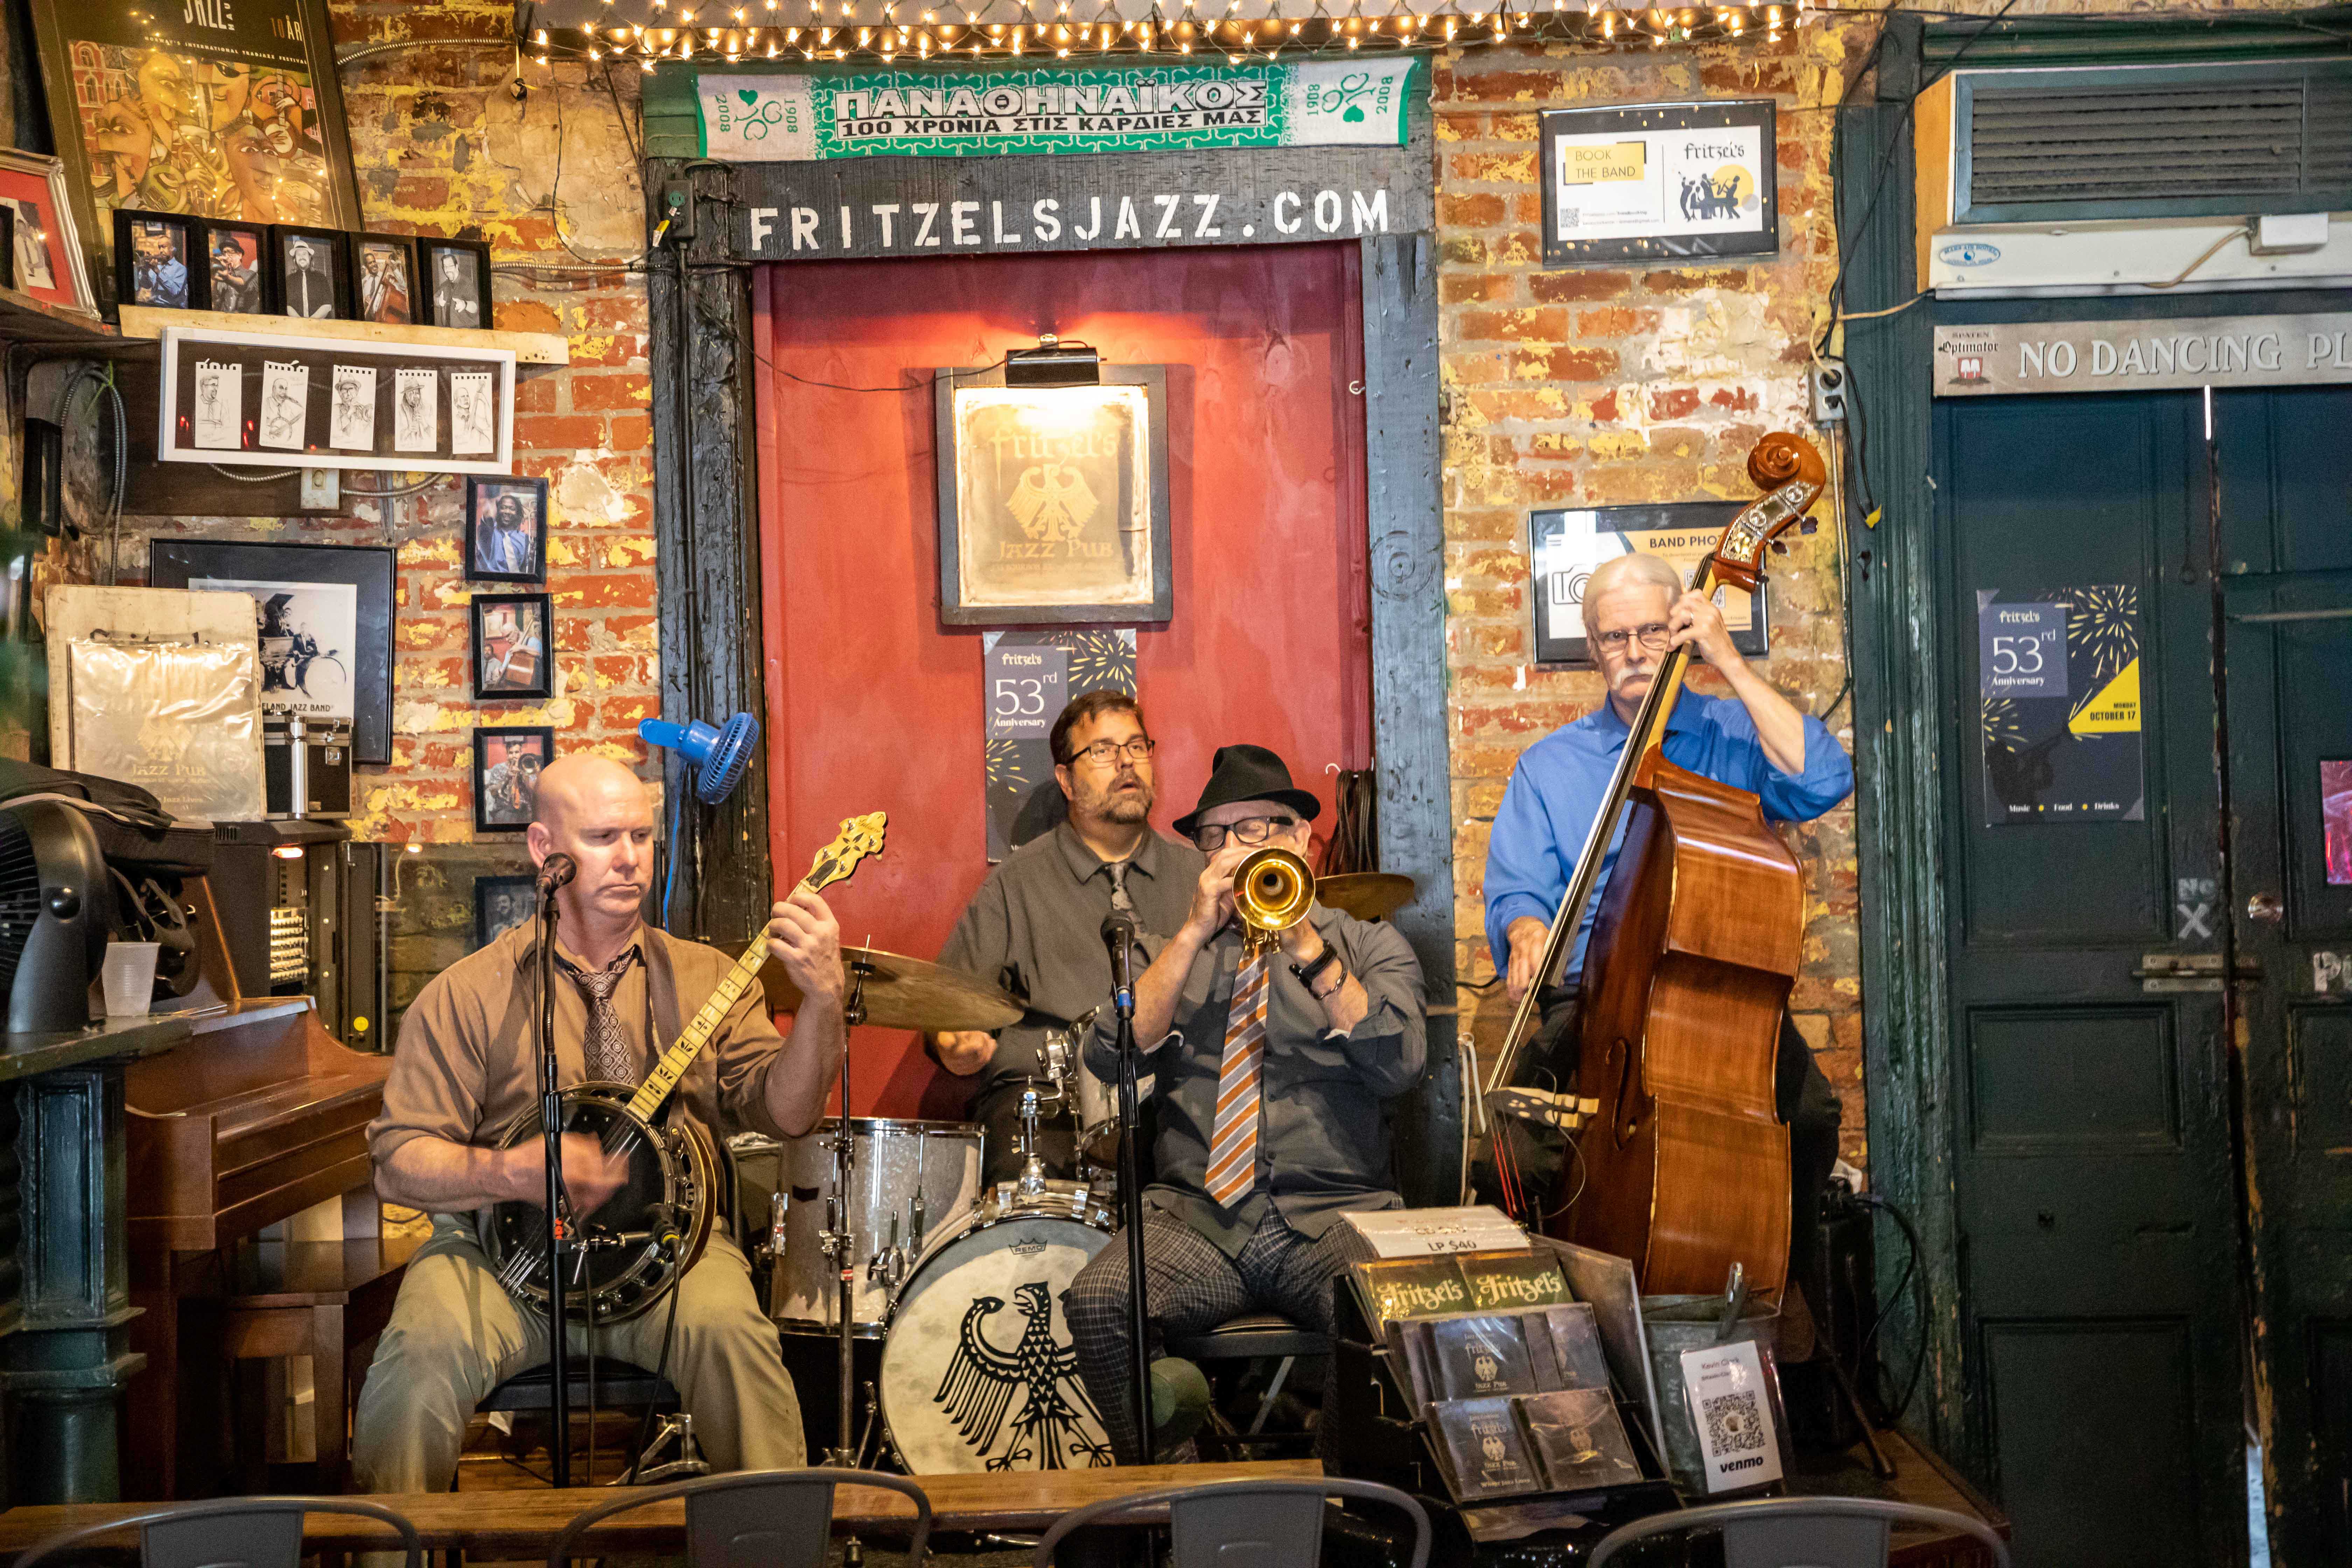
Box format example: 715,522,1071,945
880,1213,1115,1472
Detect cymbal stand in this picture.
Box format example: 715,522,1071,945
824,953,875,1468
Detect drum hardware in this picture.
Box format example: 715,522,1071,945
1014,1074,1071,1197
1234,847,1316,957
751,946,1023,1033
824,948,877,1467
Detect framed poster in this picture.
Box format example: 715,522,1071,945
1977,584,2144,826
475,726,554,833
0,149,97,314
933,365,1174,626
26,0,362,308
2325,759,2352,887
1539,99,1777,268
148,539,396,764
982,628,1137,861
1530,503,1768,666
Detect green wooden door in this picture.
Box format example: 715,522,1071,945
1933,391,2248,1567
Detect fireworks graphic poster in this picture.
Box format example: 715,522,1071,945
982,628,1138,861
1978,584,2143,827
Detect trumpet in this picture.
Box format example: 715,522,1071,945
1233,847,1316,958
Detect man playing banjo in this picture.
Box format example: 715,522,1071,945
351,755,845,1491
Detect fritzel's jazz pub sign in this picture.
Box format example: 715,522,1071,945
689,59,1432,260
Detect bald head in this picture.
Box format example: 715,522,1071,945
533,754,648,832
526,755,657,937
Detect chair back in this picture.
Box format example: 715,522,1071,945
1588,1496,2011,1568
16,1498,421,1568
543,1468,931,1568
1030,1477,1429,1568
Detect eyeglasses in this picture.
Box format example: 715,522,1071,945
1195,814,1296,852
1594,622,1672,655
1070,737,1157,768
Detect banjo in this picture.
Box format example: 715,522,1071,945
480,811,888,1323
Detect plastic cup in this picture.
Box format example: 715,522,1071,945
101,941,161,1019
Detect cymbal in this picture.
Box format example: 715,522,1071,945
1316,872,1418,922
749,945,1023,1032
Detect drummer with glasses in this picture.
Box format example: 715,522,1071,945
930,690,1208,1185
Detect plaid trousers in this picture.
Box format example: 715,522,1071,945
1062,1207,1355,1464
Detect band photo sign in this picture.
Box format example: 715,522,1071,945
933,365,1173,626
1539,99,1776,267
1530,503,1768,666
155,326,515,474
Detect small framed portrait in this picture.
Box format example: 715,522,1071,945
473,873,539,950
0,149,95,315
273,225,352,321
352,233,416,326
114,210,198,310
418,237,492,330
471,592,553,701
199,221,272,315
475,726,554,833
466,475,548,583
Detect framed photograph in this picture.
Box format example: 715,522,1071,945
0,149,97,314
2324,758,2352,887
352,232,415,326
471,592,553,701
273,224,351,320
931,365,1173,626
418,236,492,330
147,540,396,764
467,476,548,583
475,726,554,833
113,208,197,309
1539,99,1778,268
25,0,362,307
200,220,272,314
472,873,538,950
1529,503,1768,666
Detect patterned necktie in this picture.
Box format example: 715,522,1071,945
1204,952,1270,1210
574,948,641,1085
1105,858,1136,915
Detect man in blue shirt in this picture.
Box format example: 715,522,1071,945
1483,551,1853,1304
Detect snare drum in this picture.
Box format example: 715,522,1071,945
751,1117,983,1337
877,1180,1118,1472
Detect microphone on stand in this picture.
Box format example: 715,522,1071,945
1101,909,1139,1013
536,852,578,896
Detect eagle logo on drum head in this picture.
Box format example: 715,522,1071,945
933,1281,1112,1471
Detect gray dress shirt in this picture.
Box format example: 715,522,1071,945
1085,903,1426,1258
936,822,1208,1108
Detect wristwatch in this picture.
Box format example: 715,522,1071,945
1292,944,1344,998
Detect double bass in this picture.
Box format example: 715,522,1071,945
1480,432,1828,1300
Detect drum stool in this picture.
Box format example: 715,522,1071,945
1164,1314,1331,1458
466,1359,709,1487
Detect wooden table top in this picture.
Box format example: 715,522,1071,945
0,1460,1324,1558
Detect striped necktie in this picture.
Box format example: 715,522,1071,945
1204,952,1270,1210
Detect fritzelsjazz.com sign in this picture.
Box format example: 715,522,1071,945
697,60,1415,160
1935,314,2352,396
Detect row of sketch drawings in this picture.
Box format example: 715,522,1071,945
188,358,496,456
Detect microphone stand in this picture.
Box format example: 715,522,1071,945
1110,936,1153,1464
536,887,573,1487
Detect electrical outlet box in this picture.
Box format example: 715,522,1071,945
2251,212,2329,255
660,182,695,245
299,469,338,511
1808,359,1848,425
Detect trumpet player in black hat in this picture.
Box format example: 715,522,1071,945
1064,743,1427,1462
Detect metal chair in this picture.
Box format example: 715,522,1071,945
1588,1496,2011,1568
16,1497,422,1568
474,1356,706,1483
544,1468,932,1568
1163,1311,1332,1451
1030,1476,1429,1568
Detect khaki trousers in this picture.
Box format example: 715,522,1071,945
350,1216,804,1492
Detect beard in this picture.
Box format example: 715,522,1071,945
1078,773,1153,826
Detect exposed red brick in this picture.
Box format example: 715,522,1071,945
1530,271,1632,304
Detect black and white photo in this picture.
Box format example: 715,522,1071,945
471,592,552,701
472,873,538,950
466,475,547,583
189,576,358,726
419,237,491,329
474,726,554,832
275,225,349,319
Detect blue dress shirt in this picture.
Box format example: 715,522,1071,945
1483,691,1855,982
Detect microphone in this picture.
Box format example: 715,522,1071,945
536,853,578,896
1101,908,1139,1010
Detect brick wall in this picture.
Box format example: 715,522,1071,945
1435,33,1870,1165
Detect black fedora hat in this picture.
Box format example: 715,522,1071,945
1173,744,1322,839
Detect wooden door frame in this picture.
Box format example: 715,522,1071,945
1841,7,2352,1473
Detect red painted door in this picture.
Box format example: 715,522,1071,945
753,244,1373,1118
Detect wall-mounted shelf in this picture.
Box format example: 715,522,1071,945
0,287,120,355
115,306,569,367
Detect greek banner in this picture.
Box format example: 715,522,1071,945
695,59,1416,160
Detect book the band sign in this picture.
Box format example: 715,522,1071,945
1935,313,2352,397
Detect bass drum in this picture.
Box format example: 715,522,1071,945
879,1182,1118,1472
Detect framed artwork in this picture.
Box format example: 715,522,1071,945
471,592,553,701
473,873,538,950
475,726,554,833
2324,758,2352,887
1529,503,1768,666
147,539,396,764
352,232,415,326
200,220,271,314
418,236,492,330
466,475,548,583
0,149,97,314
113,209,197,309
931,365,1173,626
1539,99,1778,268
273,224,350,321
24,0,362,307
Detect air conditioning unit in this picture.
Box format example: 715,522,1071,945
1914,59,2352,296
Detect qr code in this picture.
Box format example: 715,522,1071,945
1701,1389,1767,1455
